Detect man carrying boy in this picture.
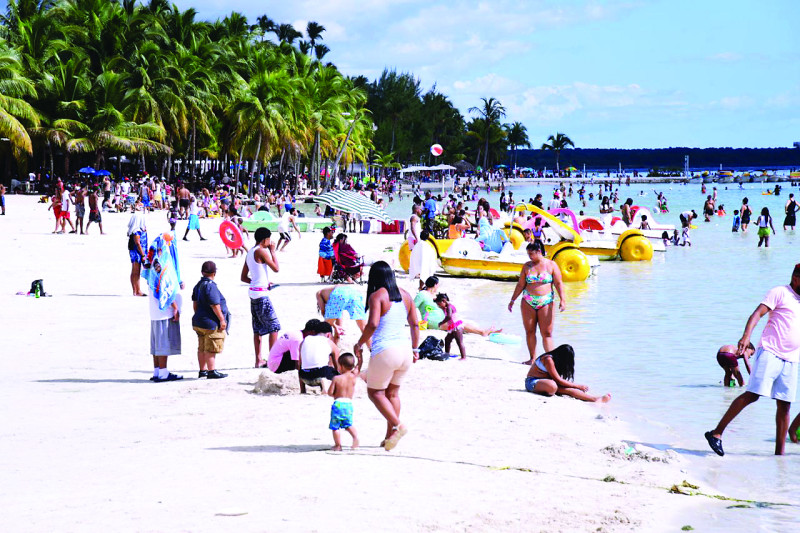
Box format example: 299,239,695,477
705,264,800,456
328,353,359,451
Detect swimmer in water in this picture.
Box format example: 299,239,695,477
716,343,754,387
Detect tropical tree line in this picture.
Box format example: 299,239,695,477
0,0,570,190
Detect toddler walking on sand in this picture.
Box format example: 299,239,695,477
435,293,466,359
328,353,359,451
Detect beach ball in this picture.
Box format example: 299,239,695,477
430,144,443,157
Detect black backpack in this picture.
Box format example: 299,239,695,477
418,335,450,361
29,279,46,296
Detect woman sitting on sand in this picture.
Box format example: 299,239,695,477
414,276,501,336
525,344,611,403
508,241,565,365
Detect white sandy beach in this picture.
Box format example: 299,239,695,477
1,195,725,532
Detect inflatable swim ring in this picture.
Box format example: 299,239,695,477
488,333,521,345
219,220,244,249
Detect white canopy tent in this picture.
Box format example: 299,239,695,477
398,164,457,195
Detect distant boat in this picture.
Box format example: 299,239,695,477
687,175,703,184
718,171,734,183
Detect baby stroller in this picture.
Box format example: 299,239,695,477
329,242,364,284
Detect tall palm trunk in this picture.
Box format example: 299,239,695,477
251,133,263,198
235,148,244,194
190,119,197,179
311,131,320,190
330,120,356,191
279,148,286,174
48,142,54,178
483,136,489,171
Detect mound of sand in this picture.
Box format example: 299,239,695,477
251,371,300,396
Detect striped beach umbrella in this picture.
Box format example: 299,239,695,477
314,190,392,223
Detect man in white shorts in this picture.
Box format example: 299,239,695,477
705,264,800,456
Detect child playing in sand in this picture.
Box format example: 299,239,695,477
435,293,466,359
328,353,359,451
716,343,754,387
525,344,611,403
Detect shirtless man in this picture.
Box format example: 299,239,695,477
0,183,6,215
86,188,105,234
177,184,191,219
73,184,87,234
102,177,111,211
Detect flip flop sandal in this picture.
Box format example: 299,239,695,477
384,425,408,451
704,431,724,456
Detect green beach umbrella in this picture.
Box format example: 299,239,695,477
314,190,392,223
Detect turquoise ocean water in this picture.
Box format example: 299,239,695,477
382,180,800,528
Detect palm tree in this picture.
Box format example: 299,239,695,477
0,42,40,158
372,150,400,179
541,132,574,172
314,44,330,61
306,21,325,49
253,15,275,42
468,97,505,171
275,23,302,44
505,121,530,169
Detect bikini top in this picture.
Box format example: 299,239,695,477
526,270,553,284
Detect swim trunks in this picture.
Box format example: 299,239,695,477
329,398,353,430
250,296,281,336
716,351,738,369
89,210,101,223
75,205,85,218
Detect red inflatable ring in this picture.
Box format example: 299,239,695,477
219,220,243,249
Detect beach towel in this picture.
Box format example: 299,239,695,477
143,233,182,311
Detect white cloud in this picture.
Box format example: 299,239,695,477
708,52,743,62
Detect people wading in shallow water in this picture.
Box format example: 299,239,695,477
508,241,565,365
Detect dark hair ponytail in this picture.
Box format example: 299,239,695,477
365,261,401,311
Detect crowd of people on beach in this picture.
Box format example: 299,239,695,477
11,166,800,457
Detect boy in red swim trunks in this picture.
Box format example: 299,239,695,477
716,342,754,387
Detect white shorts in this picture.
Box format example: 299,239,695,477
746,348,797,402
365,346,412,390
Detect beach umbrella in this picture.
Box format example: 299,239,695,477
78,167,97,175
565,166,578,172
95,169,112,176
314,190,392,223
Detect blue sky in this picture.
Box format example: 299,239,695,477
175,0,799,149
